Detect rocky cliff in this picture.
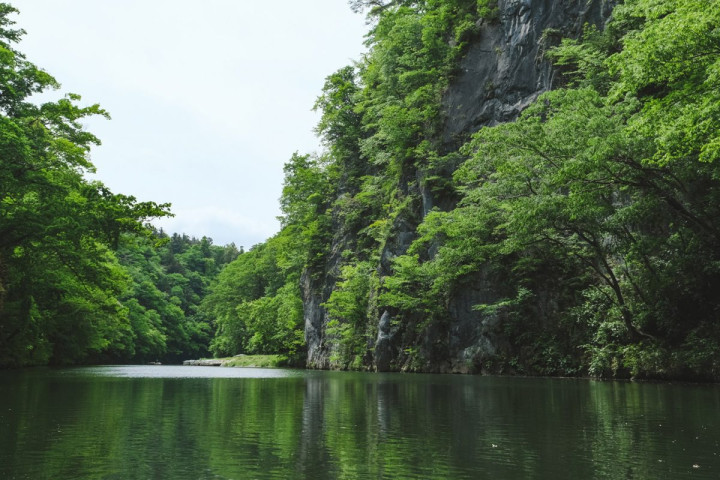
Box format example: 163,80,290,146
304,0,616,372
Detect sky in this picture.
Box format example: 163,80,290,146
9,1,369,248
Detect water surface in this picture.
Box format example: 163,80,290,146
1,366,718,479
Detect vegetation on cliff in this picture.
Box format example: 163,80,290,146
211,0,720,380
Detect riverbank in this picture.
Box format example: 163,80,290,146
183,354,287,368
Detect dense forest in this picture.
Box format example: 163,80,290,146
2,0,719,380
0,3,239,366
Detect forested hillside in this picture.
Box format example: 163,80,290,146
2,0,719,380
108,232,239,364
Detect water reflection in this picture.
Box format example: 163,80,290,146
0,367,718,479
75,364,301,378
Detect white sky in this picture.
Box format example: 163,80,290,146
10,1,368,248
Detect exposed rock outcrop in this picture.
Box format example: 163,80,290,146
443,0,615,144
183,359,224,366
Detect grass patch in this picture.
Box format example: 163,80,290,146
220,354,288,368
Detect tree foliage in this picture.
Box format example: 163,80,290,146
0,4,171,366
201,235,305,362
110,231,240,363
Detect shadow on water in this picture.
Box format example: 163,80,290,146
0,366,718,479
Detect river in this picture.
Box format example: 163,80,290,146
0,365,718,479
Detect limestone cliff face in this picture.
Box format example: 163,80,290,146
304,0,615,372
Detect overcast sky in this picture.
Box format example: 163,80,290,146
10,1,368,248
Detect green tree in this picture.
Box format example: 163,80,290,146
0,4,170,366
110,231,239,363
202,237,304,361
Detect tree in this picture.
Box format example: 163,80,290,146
202,237,304,360
0,4,170,366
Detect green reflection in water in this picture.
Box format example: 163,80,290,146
0,367,718,479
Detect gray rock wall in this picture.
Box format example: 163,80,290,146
444,0,614,145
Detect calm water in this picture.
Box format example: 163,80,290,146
0,366,718,479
